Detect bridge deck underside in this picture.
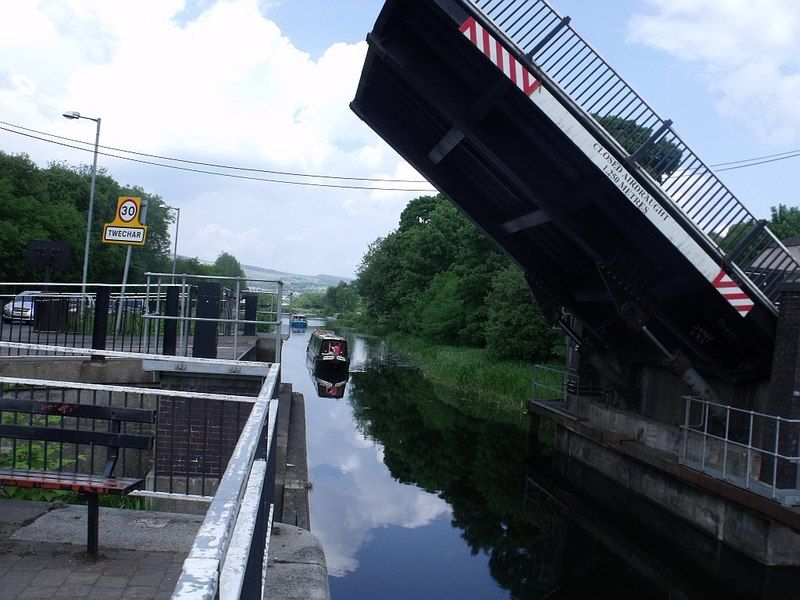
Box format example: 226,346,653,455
352,0,776,379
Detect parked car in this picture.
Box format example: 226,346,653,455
67,293,95,314
108,298,145,314
2,291,41,323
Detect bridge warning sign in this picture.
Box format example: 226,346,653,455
102,196,148,246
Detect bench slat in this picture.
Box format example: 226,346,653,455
0,424,153,450
0,468,143,495
0,398,155,423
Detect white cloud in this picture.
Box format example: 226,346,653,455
0,0,422,277
628,0,800,144
182,223,273,261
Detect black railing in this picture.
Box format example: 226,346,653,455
1,276,284,360
0,376,268,501
470,0,800,304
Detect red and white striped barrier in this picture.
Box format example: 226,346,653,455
711,269,755,317
460,17,541,96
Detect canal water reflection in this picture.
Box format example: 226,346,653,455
280,324,775,599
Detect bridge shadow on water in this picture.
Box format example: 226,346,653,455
340,363,800,599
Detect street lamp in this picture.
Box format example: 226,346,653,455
166,206,181,276
63,111,101,302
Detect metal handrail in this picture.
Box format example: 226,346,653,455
144,273,284,362
173,364,280,599
0,368,277,503
470,0,800,305
532,363,566,400
680,395,800,504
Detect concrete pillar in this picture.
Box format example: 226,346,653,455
765,282,800,488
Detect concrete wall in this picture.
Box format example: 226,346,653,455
552,419,800,566
0,357,152,384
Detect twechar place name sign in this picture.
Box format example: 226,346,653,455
102,196,148,246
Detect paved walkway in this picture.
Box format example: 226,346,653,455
0,500,201,600
0,539,184,599
0,498,330,599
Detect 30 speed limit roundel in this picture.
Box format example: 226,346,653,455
118,199,138,223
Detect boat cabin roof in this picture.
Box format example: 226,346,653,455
311,329,345,342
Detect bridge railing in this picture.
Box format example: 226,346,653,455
680,395,800,506
470,0,799,305
173,365,279,599
0,283,154,357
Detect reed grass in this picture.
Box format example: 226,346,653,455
387,334,534,416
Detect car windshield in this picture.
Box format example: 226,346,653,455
14,292,39,302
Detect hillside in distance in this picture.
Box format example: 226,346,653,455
243,263,352,293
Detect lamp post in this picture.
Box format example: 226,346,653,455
167,206,181,277
63,111,101,303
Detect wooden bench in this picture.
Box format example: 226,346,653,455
0,397,155,558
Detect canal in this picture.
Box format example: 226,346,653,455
279,322,792,599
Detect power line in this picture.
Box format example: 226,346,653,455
709,148,800,168
0,120,429,184
0,125,437,193
2,118,797,188
714,151,800,172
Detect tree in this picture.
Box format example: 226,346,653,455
398,195,440,232
324,282,358,315
0,151,174,283
484,267,559,362
769,204,800,241
356,234,406,325
416,269,465,344
293,291,326,313
355,193,558,361
212,252,245,278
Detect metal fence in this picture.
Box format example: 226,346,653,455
469,0,800,305
0,363,276,502
680,395,800,506
532,362,605,414
144,272,284,362
173,367,279,599
0,275,283,361
532,363,566,402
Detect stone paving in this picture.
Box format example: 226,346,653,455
0,498,331,599
0,499,200,600
0,539,185,599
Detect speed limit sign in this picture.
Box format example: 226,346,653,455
103,196,148,245
118,198,139,223
117,197,142,223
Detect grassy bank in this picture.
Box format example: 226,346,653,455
386,334,533,416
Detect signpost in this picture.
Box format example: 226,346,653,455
25,240,71,283
103,196,148,245
103,197,149,332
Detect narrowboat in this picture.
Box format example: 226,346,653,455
309,371,348,399
291,313,308,329
306,329,349,371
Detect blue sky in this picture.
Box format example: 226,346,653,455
0,0,797,278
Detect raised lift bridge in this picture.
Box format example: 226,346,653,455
351,0,800,387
